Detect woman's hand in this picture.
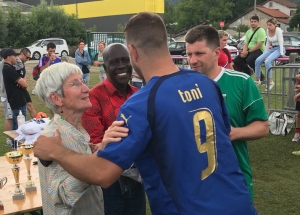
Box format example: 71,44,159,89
281,54,287,58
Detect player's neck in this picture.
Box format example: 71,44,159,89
141,55,179,83
208,65,222,80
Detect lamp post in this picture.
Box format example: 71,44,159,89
254,0,257,14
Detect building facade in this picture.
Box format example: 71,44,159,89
18,0,164,31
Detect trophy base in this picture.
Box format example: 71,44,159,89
25,186,37,192
12,192,25,200
0,204,4,210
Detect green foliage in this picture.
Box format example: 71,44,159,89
289,5,300,30
0,7,8,48
230,0,265,19
164,0,177,32
237,24,250,32
88,25,97,32
167,0,234,32
117,23,125,32
0,0,86,48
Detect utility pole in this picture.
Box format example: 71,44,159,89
75,0,78,16
254,0,257,14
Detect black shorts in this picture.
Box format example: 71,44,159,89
296,101,300,111
24,90,32,103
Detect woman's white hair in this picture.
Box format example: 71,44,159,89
35,62,82,113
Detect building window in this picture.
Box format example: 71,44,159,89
269,2,273,7
291,10,296,16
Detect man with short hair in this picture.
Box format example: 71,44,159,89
39,42,62,72
15,48,37,118
32,42,62,95
75,40,91,86
33,12,257,215
185,25,269,202
0,49,13,145
2,49,28,130
233,15,266,76
82,43,145,215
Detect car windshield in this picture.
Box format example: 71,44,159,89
28,40,42,47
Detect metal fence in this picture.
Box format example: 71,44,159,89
260,64,300,115
86,31,125,59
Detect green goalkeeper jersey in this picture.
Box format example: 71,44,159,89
215,68,268,202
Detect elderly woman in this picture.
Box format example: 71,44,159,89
35,62,104,215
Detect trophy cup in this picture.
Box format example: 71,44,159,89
0,177,7,210
5,151,25,200
19,144,37,192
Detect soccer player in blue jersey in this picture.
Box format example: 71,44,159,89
33,12,257,215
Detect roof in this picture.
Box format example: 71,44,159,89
276,18,290,24
256,6,290,18
0,1,32,13
261,0,297,8
229,6,289,24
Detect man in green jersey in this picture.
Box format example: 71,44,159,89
185,25,269,202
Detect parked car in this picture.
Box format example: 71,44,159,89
227,38,238,48
225,45,239,59
167,37,176,45
168,41,186,56
27,38,69,60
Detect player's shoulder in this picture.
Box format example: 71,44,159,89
223,69,250,81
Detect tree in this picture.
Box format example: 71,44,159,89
26,0,86,46
289,5,300,29
230,0,265,19
0,7,8,47
5,6,28,48
164,0,176,32
175,0,234,31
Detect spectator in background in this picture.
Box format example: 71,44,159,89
82,43,145,215
32,42,62,95
218,30,233,69
254,18,286,91
2,49,27,130
292,74,300,149
233,15,266,76
0,49,13,146
15,48,37,119
93,41,106,82
75,40,92,86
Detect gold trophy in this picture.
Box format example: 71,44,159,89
0,177,7,210
19,144,37,192
5,151,25,200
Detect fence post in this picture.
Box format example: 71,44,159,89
287,53,298,109
86,30,92,59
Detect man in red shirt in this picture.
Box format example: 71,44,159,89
82,43,145,215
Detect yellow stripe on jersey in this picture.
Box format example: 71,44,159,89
62,0,164,19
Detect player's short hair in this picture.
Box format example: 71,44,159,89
250,15,260,22
47,42,56,50
124,12,168,54
185,26,220,50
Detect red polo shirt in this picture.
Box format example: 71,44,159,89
82,79,137,144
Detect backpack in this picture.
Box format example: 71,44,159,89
268,112,295,136
32,56,47,81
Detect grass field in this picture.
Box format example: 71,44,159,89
1,63,300,215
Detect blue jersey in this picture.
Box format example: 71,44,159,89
97,69,257,215
38,55,61,67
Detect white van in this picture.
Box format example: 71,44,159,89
27,38,69,60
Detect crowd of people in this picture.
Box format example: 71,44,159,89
0,11,299,215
